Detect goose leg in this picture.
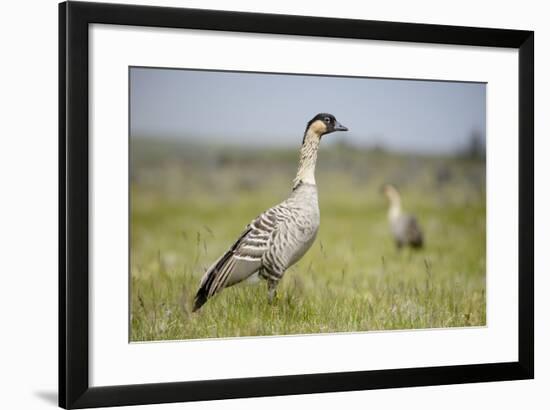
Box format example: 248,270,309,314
267,279,278,304
396,239,404,252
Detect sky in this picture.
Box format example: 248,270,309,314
130,67,486,155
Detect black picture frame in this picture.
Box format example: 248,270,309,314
59,1,534,408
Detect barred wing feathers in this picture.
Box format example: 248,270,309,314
404,215,423,248
192,208,280,311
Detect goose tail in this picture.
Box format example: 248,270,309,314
192,286,209,312
192,257,222,312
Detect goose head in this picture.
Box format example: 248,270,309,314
305,113,348,138
381,184,401,204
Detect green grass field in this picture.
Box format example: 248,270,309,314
130,140,486,341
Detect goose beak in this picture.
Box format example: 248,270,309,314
334,121,348,132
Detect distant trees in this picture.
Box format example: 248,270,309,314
463,130,485,159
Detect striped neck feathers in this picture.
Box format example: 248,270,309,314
293,129,321,189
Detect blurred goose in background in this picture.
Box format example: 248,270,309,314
192,113,348,312
382,184,424,250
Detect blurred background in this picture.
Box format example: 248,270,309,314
130,67,486,341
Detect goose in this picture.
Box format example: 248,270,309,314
382,184,423,249
192,113,348,311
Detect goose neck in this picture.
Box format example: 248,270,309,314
293,130,321,188
388,200,402,221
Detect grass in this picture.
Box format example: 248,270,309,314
130,141,486,341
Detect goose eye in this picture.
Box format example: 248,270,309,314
324,117,331,123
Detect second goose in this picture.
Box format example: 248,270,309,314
382,184,424,250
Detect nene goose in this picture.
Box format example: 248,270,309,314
192,113,348,311
382,184,423,249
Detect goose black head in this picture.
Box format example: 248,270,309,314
304,113,348,141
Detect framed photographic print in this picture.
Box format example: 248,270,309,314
59,1,534,408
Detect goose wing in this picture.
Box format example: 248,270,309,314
405,215,423,247
192,208,279,311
